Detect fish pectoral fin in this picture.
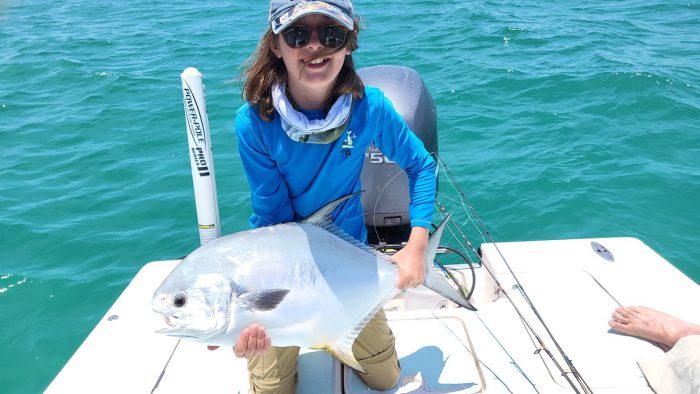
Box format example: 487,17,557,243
235,289,290,312
328,340,366,374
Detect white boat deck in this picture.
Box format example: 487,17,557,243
46,237,700,393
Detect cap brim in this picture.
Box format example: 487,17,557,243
271,3,354,34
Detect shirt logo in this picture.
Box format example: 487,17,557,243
340,129,355,158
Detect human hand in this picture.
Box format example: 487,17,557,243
206,324,271,359
392,227,429,290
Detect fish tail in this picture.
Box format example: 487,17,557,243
423,214,478,311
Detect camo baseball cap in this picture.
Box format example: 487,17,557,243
269,0,354,34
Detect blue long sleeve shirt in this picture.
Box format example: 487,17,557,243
234,86,436,243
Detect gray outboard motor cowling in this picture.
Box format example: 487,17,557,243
358,65,438,244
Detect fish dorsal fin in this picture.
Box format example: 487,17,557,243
301,191,392,263
308,219,393,263
327,287,400,374
235,289,289,312
302,191,363,227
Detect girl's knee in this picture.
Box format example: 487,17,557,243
358,345,401,390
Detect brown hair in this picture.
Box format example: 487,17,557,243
241,21,364,121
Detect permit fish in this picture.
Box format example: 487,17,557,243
151,192,476,372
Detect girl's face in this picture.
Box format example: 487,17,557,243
270,14,352,97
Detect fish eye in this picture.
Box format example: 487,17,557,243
172,293,187,308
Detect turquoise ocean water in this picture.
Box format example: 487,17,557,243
1,1,698,392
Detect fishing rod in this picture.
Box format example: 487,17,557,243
434,155,594,394
366,162,589,392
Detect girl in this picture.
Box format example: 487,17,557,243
228,1,437,392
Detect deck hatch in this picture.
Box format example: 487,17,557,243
591,241,614,262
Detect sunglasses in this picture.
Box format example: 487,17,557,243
282,25,349,49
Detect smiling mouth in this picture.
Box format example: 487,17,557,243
304,58,329,67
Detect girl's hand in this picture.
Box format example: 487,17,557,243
207,324,271,359
392,226,429,290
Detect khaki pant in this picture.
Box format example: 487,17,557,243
247,309,400,393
